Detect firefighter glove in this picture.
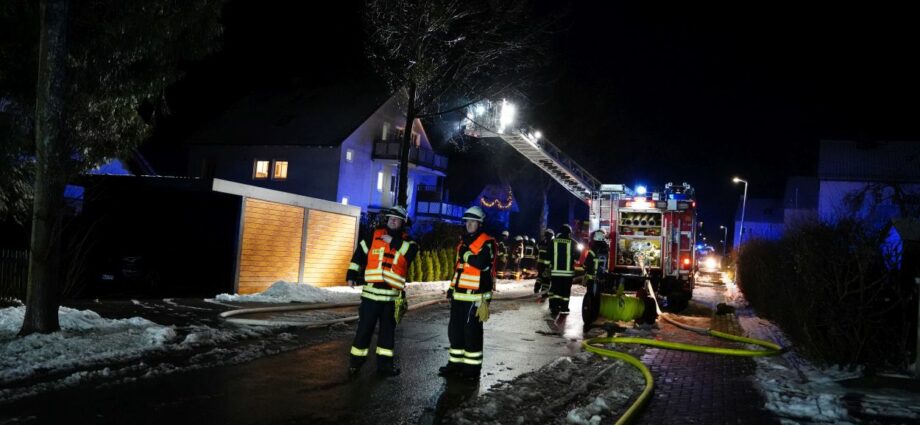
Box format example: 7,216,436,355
459,245,471,262
446,288,453,300
475,300,490,322
394,291,407,323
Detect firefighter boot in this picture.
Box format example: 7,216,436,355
377,357,401,377
460,364,481,381
348,356,365,378
438,362,463,377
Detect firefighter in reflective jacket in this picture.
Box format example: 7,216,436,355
581,229,610,294
347,206,418,377
496,230,510,279
439,206,496,381
541,224,578,316
535,228,555,293
522,236,537,276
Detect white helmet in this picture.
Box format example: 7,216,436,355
501,230,510,237
462,206,486,222
592,229,607,242
385,205,408,221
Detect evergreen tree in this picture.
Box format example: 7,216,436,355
430,250,441,282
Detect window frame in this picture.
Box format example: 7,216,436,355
271,160,289,181
253,159,270,180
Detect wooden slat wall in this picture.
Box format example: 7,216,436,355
302,209,357,287
238,198,304,294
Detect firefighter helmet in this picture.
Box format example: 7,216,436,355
462,206,486,222
515,235,523,241
592,229,607,242
384,206,408,221
560,224,572,235
544,228,555,238
501,230,510,237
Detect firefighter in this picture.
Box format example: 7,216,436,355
496,230,510,279
522,236,537,277
582,229,610,292
346,206,418,377
439,206,495,381
541,224,578,316
511,235,524,279
535,228,554,293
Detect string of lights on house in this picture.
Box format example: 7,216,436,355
479,194,514,209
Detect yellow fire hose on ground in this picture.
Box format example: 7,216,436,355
582,259,787,425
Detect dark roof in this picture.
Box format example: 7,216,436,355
818,140,920,182
735,198,784,224
189,80,390,146
783,176,819,210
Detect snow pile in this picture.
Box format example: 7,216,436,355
444,351,645,425
0,305,176,385
212,279,536,304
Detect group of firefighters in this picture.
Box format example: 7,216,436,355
345,205,610,381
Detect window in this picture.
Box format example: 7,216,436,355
412,132,420,147
382,122,390,141
377,171,384,192
345,149,354,162
341,196,349,205
272,160,288,180
390,175,398,194
253,160,270,179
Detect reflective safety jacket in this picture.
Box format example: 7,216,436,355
347,227,418,301
523,240,536,259
579,241,610,281
451,231,496,302
542,234,578,278
537,237,553,275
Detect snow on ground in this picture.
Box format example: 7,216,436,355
0,302,281,403
701,278,920,424
211,279,535,304
444,350,645,425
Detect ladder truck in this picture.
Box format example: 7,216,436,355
462,100,697,321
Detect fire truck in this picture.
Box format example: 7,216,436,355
462,101,698,321
588,182,698,316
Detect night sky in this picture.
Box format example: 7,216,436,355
157,1,920,242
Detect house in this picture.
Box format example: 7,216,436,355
782,176,819,229
184,81,451,222
817,140,920,227
733,198,785,250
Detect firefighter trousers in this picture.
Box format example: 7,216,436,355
349,297,396,369
447,298,484,372
548,276,573,313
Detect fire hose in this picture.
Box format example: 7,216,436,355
581,258,786,425
219,290,537,327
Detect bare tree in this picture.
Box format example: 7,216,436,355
2,0,224,335
364,0,546,206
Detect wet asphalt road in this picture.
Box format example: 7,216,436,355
2,294,586,425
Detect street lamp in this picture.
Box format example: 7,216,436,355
719,225,728,256
732,177,748,248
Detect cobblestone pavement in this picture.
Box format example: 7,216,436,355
632,283,781,425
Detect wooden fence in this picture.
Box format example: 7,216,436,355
0,249,28,301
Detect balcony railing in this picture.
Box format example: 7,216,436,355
373,141,448,171
416,201,464,221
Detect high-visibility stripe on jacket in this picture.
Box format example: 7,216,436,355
364,228,412,290
453,233,495,290
550,236,577,277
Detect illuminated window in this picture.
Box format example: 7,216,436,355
341,196,349,205
345,149,354,162
272,160,288,180
382,122,390,141
253,160,270,179
390,175,398,194
377,171,384,192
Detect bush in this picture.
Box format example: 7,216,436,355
440,248,454,280
737,219,911,369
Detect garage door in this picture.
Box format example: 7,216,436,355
302,209,357,287
238,198,304,294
